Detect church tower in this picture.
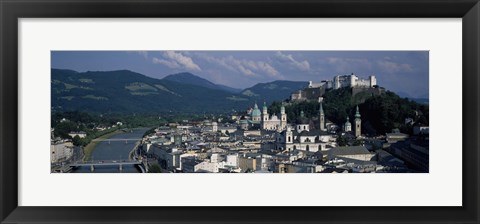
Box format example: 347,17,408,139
354,105,362,137
262,101,269,129
344,116,352,132
280,104,287,130
319,103,326,131
285,126,293,151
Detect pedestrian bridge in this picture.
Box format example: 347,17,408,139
91,138,142,142
69,160,142,172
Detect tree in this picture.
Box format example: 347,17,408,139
337,135,348,146
148,164,162,173
352,139,362,146
72,135,82,146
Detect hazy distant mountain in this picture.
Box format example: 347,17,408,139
396,91,429,105
241,80,309,103
163,72,241,93
51,69,251,114
409,98,429,105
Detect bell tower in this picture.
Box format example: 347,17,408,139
319,103,325,131
280,104,287,130
354,105,362,137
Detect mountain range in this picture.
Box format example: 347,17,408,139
51,69,306,114
163,72,242,93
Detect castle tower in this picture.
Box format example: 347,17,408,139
319,103,326,131
280,104,287,130
354,105,361,137
334,75,340,89
369,75,377,87
350,73,356,87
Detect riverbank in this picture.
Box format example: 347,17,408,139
82,130,123,161
128,140,142,160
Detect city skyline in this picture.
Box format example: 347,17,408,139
52,51,429,99
51,50,429,174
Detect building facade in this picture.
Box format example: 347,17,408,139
261,102,287,131
333,74,377,89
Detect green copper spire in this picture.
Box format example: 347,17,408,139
355,105,361,118
263,101,268,111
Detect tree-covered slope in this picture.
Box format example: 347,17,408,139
268,87,428,135
240,80,308,103
163,72,241,93
51,69,251,114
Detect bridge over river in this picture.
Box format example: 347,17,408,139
70,160,144,172
69,128,149,173
91,138,142,144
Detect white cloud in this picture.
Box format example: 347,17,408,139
153,51,201,72
137,51,148,59
275,51,311,71
196,53,281,78
152,57,180,69
257,62,280,78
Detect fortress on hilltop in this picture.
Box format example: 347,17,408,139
291,73,382,102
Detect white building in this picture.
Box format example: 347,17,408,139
261,102,287,131
276,110,336,152
68,131,87,138
333,74,376,89
225,154,239,167
211,153,224,163
194,161,221,173
50,142,74,163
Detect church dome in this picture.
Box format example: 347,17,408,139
345,116,351,126
251,103,261,117
295,111,310,124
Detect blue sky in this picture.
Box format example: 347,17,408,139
51,51,429,98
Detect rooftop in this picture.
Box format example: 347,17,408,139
328,146,372,156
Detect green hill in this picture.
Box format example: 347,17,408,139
163,72,241,93
51,69,252,114
52,69,313,114
268,87,428,135
240,80,308,103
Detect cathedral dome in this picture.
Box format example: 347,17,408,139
251,103,261,117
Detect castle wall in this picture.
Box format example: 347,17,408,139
291,74,379,102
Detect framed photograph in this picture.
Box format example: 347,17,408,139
1,0,479,223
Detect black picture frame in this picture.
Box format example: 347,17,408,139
1,0,479,223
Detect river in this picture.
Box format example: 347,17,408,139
71,128,149,173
